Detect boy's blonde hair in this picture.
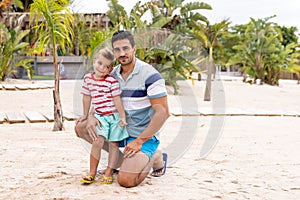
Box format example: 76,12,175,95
94,48,115,67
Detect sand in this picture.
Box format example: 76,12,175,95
0,76,300,199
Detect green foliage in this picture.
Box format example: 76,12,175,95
191,20,230,62
285,43,300,84
0,22,33,81
278,26,299,47
227,16,294,85
72,14,92,56
85,30,113,73
29,0,74,56
15,57,34,79
12,0,24,10
135,31,201,94
89,30,113,55
106,0,130,29
179,1,211,29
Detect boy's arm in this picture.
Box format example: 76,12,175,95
82,94,91,120
113,95,127,125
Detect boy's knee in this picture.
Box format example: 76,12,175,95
93,137,104,148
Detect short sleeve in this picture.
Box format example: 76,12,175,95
145,73,167,99
110,76,122,97
81,74,91,96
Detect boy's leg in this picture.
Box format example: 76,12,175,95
75,119,124,172
105,142,123,176
88,136,105,176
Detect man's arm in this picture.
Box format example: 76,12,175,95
138,96,170,142
123,96,170,157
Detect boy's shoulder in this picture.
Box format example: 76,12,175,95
83,73,93,79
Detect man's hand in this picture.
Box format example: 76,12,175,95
76,115,87,124
123,138,145,158
86,115,100,141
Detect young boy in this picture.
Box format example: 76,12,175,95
78,48,128,184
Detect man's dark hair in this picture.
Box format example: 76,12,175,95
111,30,135,48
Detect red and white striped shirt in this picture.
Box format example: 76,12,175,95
81,73,121,116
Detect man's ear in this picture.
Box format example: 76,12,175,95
133,46,137,54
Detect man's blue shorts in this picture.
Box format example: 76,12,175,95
120,136,160,159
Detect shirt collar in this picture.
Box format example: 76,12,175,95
116,58,141,76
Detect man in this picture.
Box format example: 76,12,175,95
75,30,169,188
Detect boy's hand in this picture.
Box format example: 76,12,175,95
119,118,127,126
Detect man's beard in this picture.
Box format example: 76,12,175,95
119,54,134,66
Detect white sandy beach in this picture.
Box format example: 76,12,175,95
0,76,300,199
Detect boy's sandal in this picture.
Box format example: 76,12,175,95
80,175,95,184
99,175,113,184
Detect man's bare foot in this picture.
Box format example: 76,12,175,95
150,153,167,177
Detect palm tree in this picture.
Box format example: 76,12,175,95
192,20,230,101
106,0,129,29
30,0,74,131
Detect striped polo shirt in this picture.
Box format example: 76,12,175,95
81,73,121,116
111,58,167,139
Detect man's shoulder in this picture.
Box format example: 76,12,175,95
136,58,153,69
136,58,159,75
111,66,120,77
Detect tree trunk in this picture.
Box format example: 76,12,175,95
204,61,212,101
52,57,64,131
204,48,213,101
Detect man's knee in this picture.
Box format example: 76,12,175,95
74,125,80,137
117,173,138,188
74,121,86,138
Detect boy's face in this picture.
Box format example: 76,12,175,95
93,55,112,79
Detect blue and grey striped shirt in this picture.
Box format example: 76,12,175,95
111,58,167,139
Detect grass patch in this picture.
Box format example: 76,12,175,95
32,75,54,80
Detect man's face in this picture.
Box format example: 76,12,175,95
112,39,136,66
